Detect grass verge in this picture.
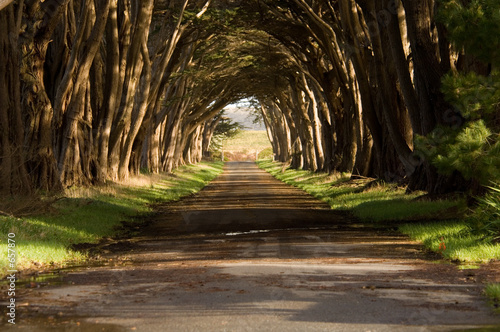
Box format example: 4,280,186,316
399,222,500,262
0,162,224,277
485,283,500,312
257,160,500,263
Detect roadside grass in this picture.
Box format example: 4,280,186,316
257,160,500,264
0,162,224,276
485,283,500,312
257,160,460,221
399,222,500,262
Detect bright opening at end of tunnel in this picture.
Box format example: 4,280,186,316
212,99,273,162
224,99,266,131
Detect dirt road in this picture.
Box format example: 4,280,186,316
2,162,500,331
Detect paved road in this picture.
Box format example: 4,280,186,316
2,162,500,331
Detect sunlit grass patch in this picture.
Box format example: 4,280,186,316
457,264,480,270
0,162,224,276
14,241,85,271
257,160,462,222
399,221,500,262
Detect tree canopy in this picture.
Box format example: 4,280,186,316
0,0,498,195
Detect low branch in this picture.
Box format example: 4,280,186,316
0,0,14,12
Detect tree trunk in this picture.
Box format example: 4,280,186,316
118,39,152,180
202,116,222,158
108,0,154,180
96,0,120,182
0,3,32,195
21,0,70,191
57,0,110,187
0,0,15,12
401,0,463,192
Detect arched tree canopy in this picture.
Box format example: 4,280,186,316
0,0,498,194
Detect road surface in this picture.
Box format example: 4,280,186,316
2,162,500,331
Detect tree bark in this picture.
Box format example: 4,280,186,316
57,0,111,186
0,2,31,195
21,0,71,191
118,39,151,180
96,0,120,182
107,0,154,179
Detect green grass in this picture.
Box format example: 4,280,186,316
485,283,500,312
0,162,224,276
399,222,500,262
257,159,500,263
257,160,463,222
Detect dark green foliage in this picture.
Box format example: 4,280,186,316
417,0,500,187
213,115,244,138
416,120,500,184
441,72,500,119
438,0,500,65
471,184,500,240
209,112,244,154
428,0,500,243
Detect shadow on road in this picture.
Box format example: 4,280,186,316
2,162,499,331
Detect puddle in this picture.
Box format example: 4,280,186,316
1,270,66,289
225,229,272,236
1,259,133,289
18,272,66,288
223,226,333,236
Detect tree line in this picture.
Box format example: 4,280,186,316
252,0,499,194
0,0,498,196
1,0,233,193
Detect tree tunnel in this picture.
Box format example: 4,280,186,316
1,0,498,195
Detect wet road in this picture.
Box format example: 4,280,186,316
2,162,500,331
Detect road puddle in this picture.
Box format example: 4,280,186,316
225,229,272,236
223,226,335,236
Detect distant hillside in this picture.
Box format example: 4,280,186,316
223,130,273,161
224,105,266,131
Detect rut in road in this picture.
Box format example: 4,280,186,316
4,162,500,332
